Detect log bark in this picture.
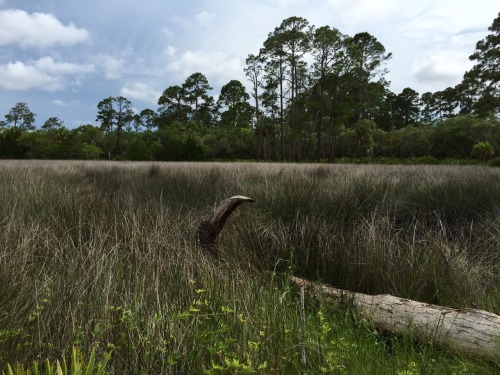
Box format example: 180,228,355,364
198,195,255,250
291,276,500,362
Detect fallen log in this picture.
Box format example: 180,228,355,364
198,195,255,251
196,196,499,361
291,276,500,362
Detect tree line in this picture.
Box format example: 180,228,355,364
1,13,499,163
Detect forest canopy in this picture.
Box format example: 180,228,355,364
1,13,499,163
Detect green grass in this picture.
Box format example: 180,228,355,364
0,160,499,374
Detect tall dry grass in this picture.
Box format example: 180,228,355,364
0,160,498,374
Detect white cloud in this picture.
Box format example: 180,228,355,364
195,11,214,26
53,99,80,107
120,82,162,105
277,0,307,7
0,57,94,91
53,99,69,107
326,0,400,25
165,50,243,86
0,61,61,90
164,45,176,57
172,15,192,28
0,9,89,48
410,52,472,86
35,57,94,75
95,54,126,79
162,27,174,39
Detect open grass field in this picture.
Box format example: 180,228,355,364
0,160,499,374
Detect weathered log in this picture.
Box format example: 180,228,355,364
198,195,255,250
291,276,500,362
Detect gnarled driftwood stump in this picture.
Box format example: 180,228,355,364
198,195,255,251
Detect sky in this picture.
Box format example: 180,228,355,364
0,0,498,129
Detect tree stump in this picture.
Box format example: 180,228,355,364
198,195,255,251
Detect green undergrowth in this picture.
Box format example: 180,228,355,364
2,346,111,375
0,160,498,373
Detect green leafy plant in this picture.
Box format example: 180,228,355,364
2,346,111,375
471,141,495,162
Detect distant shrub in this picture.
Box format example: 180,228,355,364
413,155,439,164
487,157,500,167
440,158,478,165
471,141,495,163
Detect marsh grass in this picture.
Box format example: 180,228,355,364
0,160,499,374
